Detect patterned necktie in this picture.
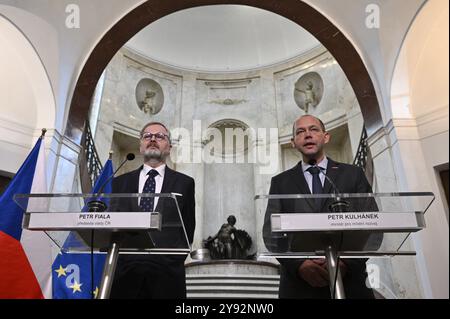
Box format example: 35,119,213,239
307,166,323,210
140,169,159,212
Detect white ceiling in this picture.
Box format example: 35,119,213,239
125,5,320,72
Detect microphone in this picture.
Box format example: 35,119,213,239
308,159,349,213
87,153,135,212
308,159,338,193
97,153,135,194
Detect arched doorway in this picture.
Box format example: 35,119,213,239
66,0,382,143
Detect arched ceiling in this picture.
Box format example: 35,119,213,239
125,5,320,72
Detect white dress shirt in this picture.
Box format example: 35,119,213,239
301,156,328,193
138,163,166,210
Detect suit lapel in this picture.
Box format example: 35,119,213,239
160,166,177,194
155,166,177,212
321,158,341,211
129,167,141,212
323,159,340,194
289,163,311,194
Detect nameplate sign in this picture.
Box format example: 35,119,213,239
24,212,161,230
271,211,424,232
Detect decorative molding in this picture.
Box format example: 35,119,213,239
386,104,449,142
208,119,249,130
56,135,83,166
209,98,248,106
415,105,448,127
122,48,183,80
112,121,140,138
366,126,391,160
316,109,347,132
205,80,250,106
278,134,293,145
274,51,331,79
0,138,34,152
0,117,60,151
60,134,82,155
0,116,35,136
204,79,252,87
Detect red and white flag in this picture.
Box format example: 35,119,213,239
0,135,53,298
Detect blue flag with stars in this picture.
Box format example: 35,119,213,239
52,159,113,299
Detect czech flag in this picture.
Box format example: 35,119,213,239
0,133,52,298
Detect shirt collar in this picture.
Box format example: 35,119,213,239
301,156,328,173
142,163,166,178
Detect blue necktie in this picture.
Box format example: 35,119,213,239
140,169,159,212
307,166,323,210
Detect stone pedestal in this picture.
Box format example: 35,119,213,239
185,260,280,298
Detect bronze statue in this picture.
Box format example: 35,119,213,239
204,215,253,259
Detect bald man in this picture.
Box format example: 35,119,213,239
263,115,375,299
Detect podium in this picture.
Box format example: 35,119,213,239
255,192,434,299
14,193,191,299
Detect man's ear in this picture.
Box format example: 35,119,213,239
139,142,145,155
290,138,295,148
324,132,331,144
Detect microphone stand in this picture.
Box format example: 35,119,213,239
309,160,347,299
86,153,134,299
314,165,350,213
87,153,135,213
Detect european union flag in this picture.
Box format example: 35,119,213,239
52,159,113,299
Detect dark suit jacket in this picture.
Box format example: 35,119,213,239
263,158,376,299
109,165,195,299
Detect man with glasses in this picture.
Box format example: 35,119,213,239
110,122,195,299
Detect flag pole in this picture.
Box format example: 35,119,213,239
41,128,47,137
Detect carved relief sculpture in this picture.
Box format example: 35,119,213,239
140,90,157,114
293,72,324,113
135,78,164,115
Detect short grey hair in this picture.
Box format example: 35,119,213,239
140,121,172,144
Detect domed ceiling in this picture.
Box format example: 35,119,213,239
125,5,321,72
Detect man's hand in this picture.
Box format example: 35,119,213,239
298,259,329,287
298,259,348,288
323,260,348,278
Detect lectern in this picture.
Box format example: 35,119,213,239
14,193,191,299
255,192,434,299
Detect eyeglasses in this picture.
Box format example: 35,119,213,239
295,126,323,136
141,132,168,141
